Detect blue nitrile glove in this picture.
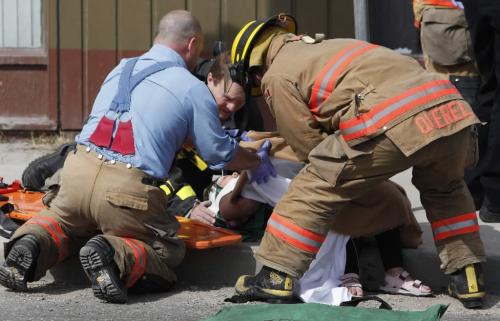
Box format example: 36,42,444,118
249,140,277,184
225,129,252,142
224,128,240,138
239,131,252,142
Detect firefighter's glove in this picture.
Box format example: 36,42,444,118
250,140,277,185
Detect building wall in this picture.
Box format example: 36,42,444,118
0,0,355,131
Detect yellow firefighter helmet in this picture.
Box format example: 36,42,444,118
229,14,297,94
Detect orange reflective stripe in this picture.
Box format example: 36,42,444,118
123,238,147,287
339,79,459,141
309,41,378,114
423,0,461,8
431,212,479,241
26,216,68,261
266,213,325,254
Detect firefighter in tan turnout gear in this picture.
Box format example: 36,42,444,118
412,0,479,116
229,14,486,309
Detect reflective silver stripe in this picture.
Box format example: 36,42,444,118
433,219,478,236
341,82,455,135
268,218,322,249
315,43,367,106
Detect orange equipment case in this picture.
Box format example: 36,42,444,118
0,187,241,250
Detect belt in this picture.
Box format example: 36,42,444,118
141,177,165,188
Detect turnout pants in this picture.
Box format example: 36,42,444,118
6,146,184,287
256,129,485,277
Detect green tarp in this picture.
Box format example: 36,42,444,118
200,303,448,321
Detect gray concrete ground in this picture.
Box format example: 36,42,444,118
1,139,500,320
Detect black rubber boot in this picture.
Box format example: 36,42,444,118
0,234,39,291
479,199,500,223
128,273,174,295
479,206,500,223
79,236,127,304
233,266,295,303
21,142,77,191
448,263,485,309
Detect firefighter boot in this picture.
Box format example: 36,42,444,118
0,234,39,291
448,263,485,309
79,236,127,304
234,266,295,303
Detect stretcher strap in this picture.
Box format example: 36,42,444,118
266,212,325,254
123,238,147,287
339,79,459,141
309,41,378,114
431,212,479,241
25,216,69,262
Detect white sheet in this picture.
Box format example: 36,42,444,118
296,231,352,305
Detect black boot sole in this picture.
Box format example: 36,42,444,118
461,298,483,309
79,241,127,304
448,286,484,309
0,243,36,291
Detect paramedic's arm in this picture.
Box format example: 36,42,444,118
187,83,260,171
263,75,327,162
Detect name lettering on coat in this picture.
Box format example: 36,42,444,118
415,101,473,134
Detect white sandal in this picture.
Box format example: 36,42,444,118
380,270,433,297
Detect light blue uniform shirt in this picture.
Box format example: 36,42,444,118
76,44,238,179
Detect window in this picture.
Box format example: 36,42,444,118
0,0,42,48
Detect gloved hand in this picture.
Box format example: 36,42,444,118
239,131,252,142
249,140,277,184
224,128,240,138
225,129,252,142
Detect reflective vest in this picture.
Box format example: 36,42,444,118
89,58,174,155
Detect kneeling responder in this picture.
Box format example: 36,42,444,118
0,10,274,304
228,14,486,309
